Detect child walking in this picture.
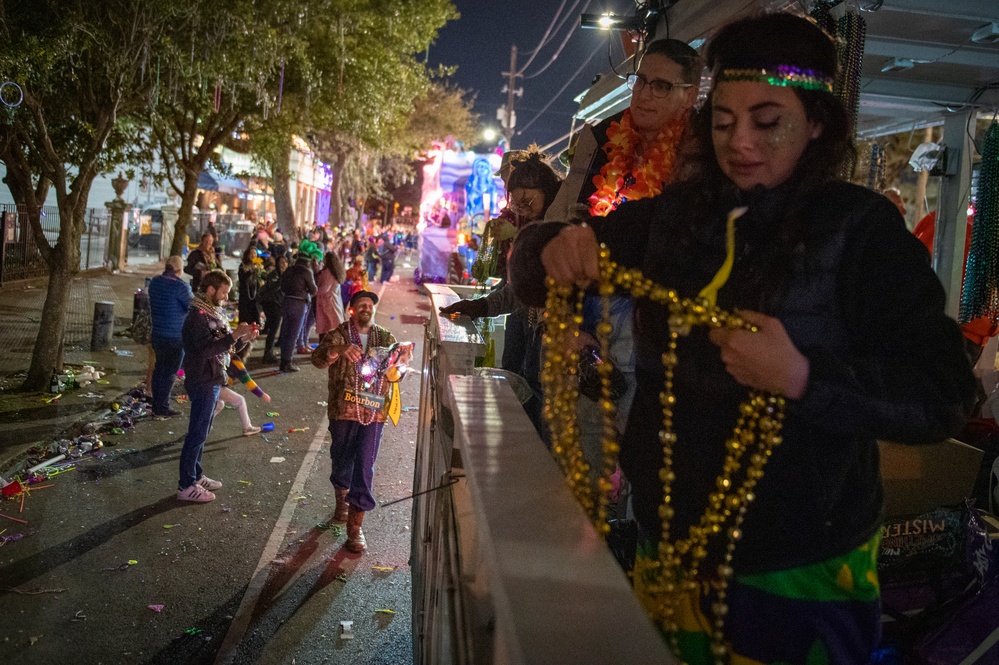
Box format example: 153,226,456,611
215,356,271,436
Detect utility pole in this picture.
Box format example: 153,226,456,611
499,45,522,149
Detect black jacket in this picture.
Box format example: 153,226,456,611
280,259,318,303
185,249,215,292
181,305,236,388
511,181,976,574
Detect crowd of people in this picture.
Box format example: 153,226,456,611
144,214,418,557
137,11,981,662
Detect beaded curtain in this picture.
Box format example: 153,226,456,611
811,1,866,135
959,119,999,324
867,142,887,191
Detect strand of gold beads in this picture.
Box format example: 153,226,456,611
541,283,602,523
542,244,786,664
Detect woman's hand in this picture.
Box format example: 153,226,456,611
540,224,601,288
708,310,810,399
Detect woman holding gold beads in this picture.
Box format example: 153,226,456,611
510,13,976,665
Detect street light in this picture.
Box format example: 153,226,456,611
483,128,497,142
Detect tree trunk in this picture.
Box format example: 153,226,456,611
170,169,202,256
272,141,296,241
23,205,84,391
329,151,348,229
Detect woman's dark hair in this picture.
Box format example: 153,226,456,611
506,147,563,217
641,39,702,84
674,13,856,313
323,251,346,283
241,247,255,265
682,12,854,190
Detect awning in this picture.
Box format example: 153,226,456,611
197,170,247,195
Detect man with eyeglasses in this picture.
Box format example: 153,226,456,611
538,40,700,551
545,39,701,221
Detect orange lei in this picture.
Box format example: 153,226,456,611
588,109,686,217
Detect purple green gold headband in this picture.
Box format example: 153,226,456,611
715,65,834,93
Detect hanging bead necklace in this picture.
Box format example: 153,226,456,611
960,118,999,325
542,224,786,663
348,320,382,425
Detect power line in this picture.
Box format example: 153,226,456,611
517,0,590,76
520,0,569,59
523,3,593,80
516,43,603,137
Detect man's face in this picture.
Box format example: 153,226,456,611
205,284,230,307
628,54,696,136
350,298,375,325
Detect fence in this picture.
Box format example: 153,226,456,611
0,203,47,283
0,204,113,285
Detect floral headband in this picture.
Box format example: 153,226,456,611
714,65,834,93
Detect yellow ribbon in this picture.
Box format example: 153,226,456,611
696,207,748,307
383,368,403,426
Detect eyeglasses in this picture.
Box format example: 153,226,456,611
626,73,693,99
510,194,536,210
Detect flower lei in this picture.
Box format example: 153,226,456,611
588,109,686,217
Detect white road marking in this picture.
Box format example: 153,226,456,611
214,417,329,664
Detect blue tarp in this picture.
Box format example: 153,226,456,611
197,170,247,194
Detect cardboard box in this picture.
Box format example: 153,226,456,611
878,438,983,518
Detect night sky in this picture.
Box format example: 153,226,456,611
429,0,636,157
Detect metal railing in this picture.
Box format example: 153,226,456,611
0,204,115,285
411,284,676,664
82,208,110,271
189,212,246,242
0,203,47,283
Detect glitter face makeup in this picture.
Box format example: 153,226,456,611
710,81,821,190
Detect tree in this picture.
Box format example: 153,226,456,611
248,0,460,232
0,0,169,390
143,0,289,255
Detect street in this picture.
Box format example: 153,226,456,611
0,263,430,665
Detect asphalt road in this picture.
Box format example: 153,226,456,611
0,263,431,665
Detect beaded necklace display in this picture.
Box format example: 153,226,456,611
541,210,786,663
960,118,999,325
347,320,384,425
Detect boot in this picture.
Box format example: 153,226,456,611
345,507,366,553
333,488,349,523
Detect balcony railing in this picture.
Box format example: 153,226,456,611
411,283,676,664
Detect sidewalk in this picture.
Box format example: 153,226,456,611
0,256,428,664
0,260,171,466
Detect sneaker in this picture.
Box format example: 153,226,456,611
197,475,223,491
153,409,181,420
281,363,300,372
296,346,310,355
243,426,262,436
177,484,215,502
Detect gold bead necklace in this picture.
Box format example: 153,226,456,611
541,230,786,664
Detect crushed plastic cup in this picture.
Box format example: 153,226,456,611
261,423,275,432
